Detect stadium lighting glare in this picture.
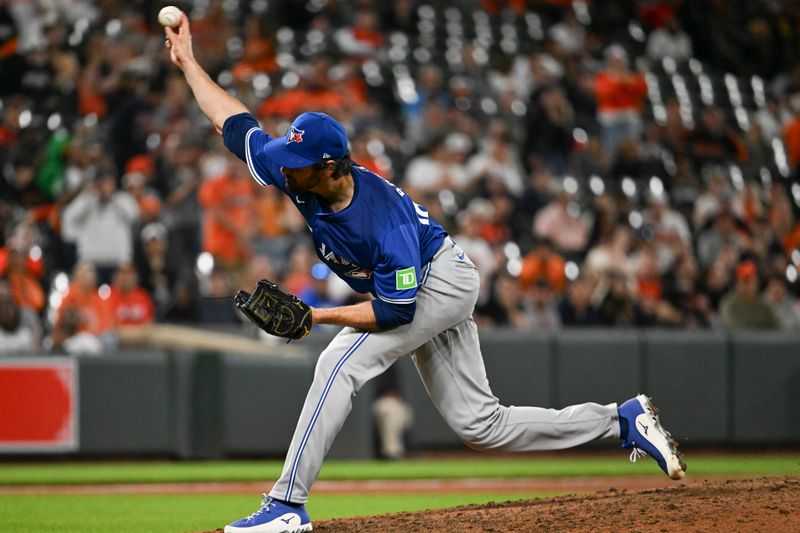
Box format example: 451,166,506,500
652,103,667,125
661,150,677,175
662,57,676,75
734,107,749,131
792,184,800,207
83,113,97,128
622,177,637,197
281,71,300,89
307,30,324,45
480,97,498,115
672,75,694,128
772,139,790,177
413,48,432,63
629,211,643,229
503,241,521,260
388,46,407,62
510,99,527,116
276,28,294,45
419,5,435,19
760,167,772,187
54,272,69,293
226,36,243,59
729,165,744,190
146,133,161,150
525,13,544,40
628,21,647,43
197,252,215,276
18,109,31,129
438,189,457,215
445,7,461,21
49,292,63,311
589,175,605,195
698,74,714,106
791,249,800,266
390,33,408,46
105,18,121,37
366,139,385,156
688,58,703,75
29,245,42,262
419,20,435,34
98,284,111,300
573,128,588,144
787,265,798,284
444,20,464,41
563,176,579,195
252,0,268,14
565,261,580,281
649,176,664,197
276,52,295,69
216,70,233,88
725,74,742,107
506,258,522,277
253,74,270,92
751,76,766,109
47,113,61,131
447,48,465,66
573,1,591,24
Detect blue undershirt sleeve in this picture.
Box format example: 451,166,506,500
371,299,416,329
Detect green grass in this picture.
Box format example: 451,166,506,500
0,491,559,533
0,454,797,532
0,454,797,485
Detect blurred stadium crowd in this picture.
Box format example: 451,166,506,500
2,0,800,354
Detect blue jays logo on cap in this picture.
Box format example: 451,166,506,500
287,126,304,144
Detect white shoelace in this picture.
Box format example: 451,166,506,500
247,494,274,519
629,447,648,463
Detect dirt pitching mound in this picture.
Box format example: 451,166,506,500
312,477,799,532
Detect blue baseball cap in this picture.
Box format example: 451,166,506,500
264,112,349,168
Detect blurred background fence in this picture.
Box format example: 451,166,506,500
3,329,798,458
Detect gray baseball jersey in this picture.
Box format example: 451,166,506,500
270,238,620,503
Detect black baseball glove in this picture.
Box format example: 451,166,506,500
234,279,312,341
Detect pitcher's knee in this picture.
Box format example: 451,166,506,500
455,421,505,451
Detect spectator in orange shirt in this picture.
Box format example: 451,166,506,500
107,262,154,326
259,57,346,119
252,186,305,274
57,262,113,337
0,239,45,313
594,44,648,157
334,9,384,58
519,238,567,294
232,18,278,81
198,153,256,269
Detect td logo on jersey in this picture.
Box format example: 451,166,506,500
396,267,417,290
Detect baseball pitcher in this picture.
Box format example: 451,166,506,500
164,12,685,533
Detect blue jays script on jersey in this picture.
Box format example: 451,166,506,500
222,113,447,307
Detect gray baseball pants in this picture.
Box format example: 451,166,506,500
270,238,620,503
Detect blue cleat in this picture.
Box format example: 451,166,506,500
618,394,686,480
224,494,312,533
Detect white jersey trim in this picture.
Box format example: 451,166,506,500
244,127,269,186
376,294,416,305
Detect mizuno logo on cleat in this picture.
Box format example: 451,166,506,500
638,422,649,435
280,517,292,524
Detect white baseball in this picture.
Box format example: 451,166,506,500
158,6,182,28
